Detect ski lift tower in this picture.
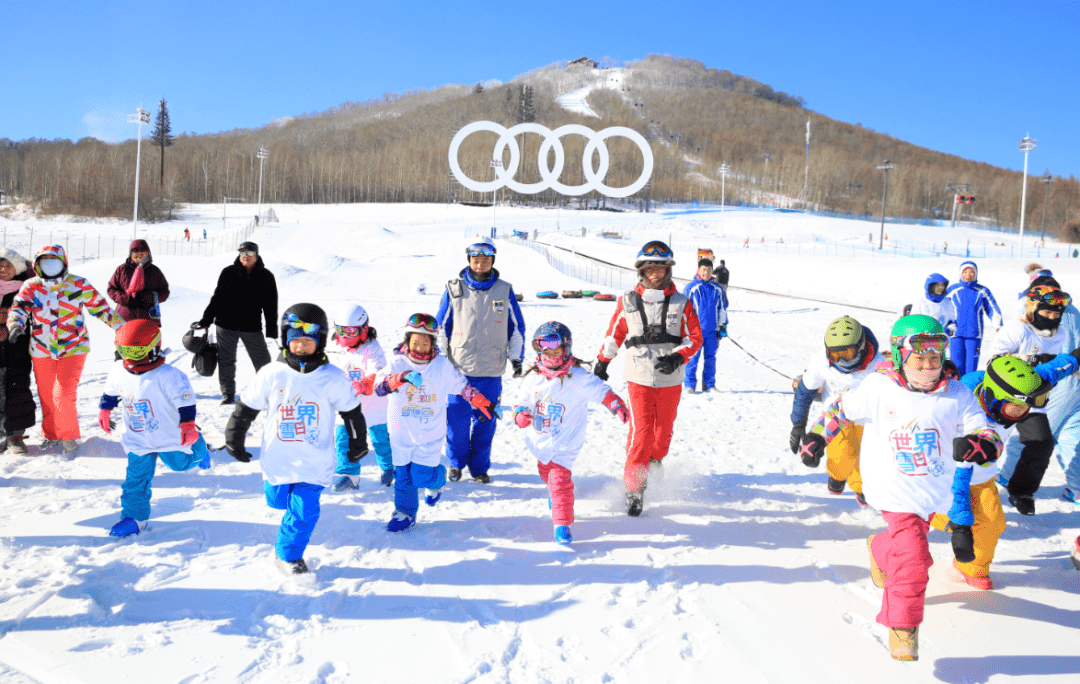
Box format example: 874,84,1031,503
947,182,970,227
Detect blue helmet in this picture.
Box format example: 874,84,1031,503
532,321,572,355
924,273,949,303
634,240,675,268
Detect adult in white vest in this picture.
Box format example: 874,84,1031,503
435,237,525,484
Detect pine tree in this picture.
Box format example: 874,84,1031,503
150,98,174,187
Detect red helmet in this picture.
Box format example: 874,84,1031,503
115,319,164,372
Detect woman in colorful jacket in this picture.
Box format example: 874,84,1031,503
6,245,123,454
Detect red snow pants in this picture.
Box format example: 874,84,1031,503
33,354,87,441
870,511,933,629
538,461,575,526
624,382,682,492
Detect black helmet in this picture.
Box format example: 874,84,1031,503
280,303,329,373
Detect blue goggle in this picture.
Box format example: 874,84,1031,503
467,243,496,258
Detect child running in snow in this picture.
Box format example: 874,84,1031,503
374,313,501,533
225,303,369,575
512,322,629,545
798,315,1000,661
329,303,395,491
99,320,211,537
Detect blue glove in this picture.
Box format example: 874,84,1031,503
717,324,728,339
403,371,422,387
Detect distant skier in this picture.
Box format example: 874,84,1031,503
511,322,629,545
682,258,728,393
714,259,729,291
945,260,1002,375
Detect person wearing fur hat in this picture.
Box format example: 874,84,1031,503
0,249,35,454
594,240,703,516
7,245,123,455
107,239,169,322
945,261,1002,375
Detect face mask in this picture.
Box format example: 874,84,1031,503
905,366,942,391
39,259,63,278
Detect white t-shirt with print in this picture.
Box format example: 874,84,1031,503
512,369,613,470
376,352,467,466
104,363,197,456
801,351,887,406
328,339,390,424
243,361,361,487
836,373,988,517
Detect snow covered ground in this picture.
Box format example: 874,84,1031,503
0,203,1078,683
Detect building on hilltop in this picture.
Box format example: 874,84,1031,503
568,56,598,69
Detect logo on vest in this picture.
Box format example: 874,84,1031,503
666,312,680,329
493,300,506,315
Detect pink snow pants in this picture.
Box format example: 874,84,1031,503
538,461,574,526
870,511,933,629
33,354,87,441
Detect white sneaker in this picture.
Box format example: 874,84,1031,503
682,385,695,395
62,439,80,454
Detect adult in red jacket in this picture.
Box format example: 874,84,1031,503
593,241,703,516
107,239,169,322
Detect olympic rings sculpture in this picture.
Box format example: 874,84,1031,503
448,121,654,198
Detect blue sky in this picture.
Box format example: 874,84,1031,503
5,0,1079,179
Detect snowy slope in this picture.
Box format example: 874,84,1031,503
0,204,1078,683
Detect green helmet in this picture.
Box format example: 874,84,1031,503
890,314,945,368
979,356,1052,425
824,316,868,371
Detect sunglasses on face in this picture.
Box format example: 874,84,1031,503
467,244,495,258
239,250,257,257
335,325,363,337
284,312,321,335
407,313,438,333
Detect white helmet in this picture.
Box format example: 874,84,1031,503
334,303,369,329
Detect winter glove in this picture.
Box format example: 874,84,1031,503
717,324,727,339
952,434,998,465
513,407,533,429
179,421,199,446
511,359,524,378
593,359,610,381
468,392,502,421
653,353,683,375
351,376,374,397
387,371,422,391
7,325,23,343
945,322,957,336
789,424,806,455
98,408,115,433
946,521,976,564
265,325,278,340
601,390,630,424
798,432,827,468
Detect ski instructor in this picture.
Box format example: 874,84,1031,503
435,236,526,484
594,240,703,516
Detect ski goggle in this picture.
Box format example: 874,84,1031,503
406,313,438,333
117,335,159,360
284,312,321,336
1027,287,1071,307
467,243,496,258
897,333,950,355
826,345,860,363
532,333,568,352
335,325,363,338
639,243,673,259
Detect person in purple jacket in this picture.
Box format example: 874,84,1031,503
107,240,169,322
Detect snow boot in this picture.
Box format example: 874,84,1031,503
867,535,886,588
1072,536,1080,571
220,394,235,406
855,492,868,508
1062,488,1078,505
380,469,395,487
7,434,27,455
387,510,416,533
425,488,442,506
473,473,490,484
889,627,918,661
827,477,846,495
947,559,993,590
1008,493,1036,516
109,517,148,538
39,438,60,449
62,439,80,455
626,491,644,517
555,525,572,545
332,475,360,492
447,467,463,482
275,556,309,575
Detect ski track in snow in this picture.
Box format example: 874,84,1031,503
0,203,1078,682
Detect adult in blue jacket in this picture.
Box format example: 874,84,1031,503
683,258,728,393
945,260,1002,375
435,238,525,483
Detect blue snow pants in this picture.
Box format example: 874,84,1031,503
334,422,393,476
684,332,719,390
446,375,502,477
120,435,208,521
394,463,447,518
950,336,982,376
264,481,324,562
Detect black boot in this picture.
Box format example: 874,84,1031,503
220,394,236,406
626,491,644,517
447,467,462,482
827,477,846,495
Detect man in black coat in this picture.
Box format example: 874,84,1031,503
196,242,278,404
714,259,730,292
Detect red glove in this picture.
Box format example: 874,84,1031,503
513,407,533,428
615,406,630,424
180,421,199,446
98,408,113,433
602,390,630,423
126,266,146,296
351,375,374,396
468,391,496,420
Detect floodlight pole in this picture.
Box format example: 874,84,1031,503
1040,169,1053,241
803,119,811,208
719,162,731,229
876,160,896,250
256,147,269,220
1018,135,1037,258
127,108,151,240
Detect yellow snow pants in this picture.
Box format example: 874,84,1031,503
931,479,1006,578
827,424,863,494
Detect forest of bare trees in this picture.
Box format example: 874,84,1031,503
1,55,1077,237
